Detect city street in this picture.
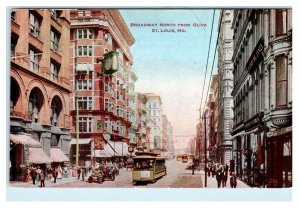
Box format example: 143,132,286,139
10,159,250,188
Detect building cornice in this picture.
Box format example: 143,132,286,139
107,10,135,46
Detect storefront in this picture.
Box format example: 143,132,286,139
69,138,93,166
266,127,292,188
10,133,42,181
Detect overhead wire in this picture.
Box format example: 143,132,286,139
201,10,223,118
198,9,216,119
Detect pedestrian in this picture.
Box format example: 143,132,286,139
30,166,37,185
77,166,81,180
40,170,45,187
52,167,58,183
23,167,31,182
211,163,216,178
216,169,223,188
230,172,237,188
191,161,195,175
36,166,41,183
81,167,86,181
221,171,228,187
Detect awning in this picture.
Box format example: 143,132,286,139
94,149,111,158
230,131,245,139
70,138,92,145
50,148,69,162
28,148,51,164
10,134,40,147
244,127,259,135
51,126,69,135
106,141,129,156
31,123,45,132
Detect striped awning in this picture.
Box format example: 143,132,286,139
28,148,51,164
94,149,111,158
70,138,92,145
50,148,69,162
10,134,40,147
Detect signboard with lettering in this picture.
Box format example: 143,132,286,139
245,37,264,73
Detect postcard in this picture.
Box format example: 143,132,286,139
7,7,292,201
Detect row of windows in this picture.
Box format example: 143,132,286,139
104,119,125,136
77,96,93,110
76,79,92,90
29,12,61,52
29,48,59,82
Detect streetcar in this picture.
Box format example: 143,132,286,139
182,154,188,163
132,151,167,183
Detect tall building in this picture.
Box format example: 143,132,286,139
135,93,148,149
143,93,163,151
69,9,136,165
201,75,218,163
10,9,71,180
162,115,168,152
231,9,292,188
166,120,175,157
217,10,234,165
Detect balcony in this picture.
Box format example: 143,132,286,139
70,18,108,28
29,33,44,52
11,20,20,36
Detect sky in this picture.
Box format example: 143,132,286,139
120,9,220,149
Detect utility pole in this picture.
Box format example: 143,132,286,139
204,115,207,187
75,90,79,167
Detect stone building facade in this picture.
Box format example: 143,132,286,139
217,10,234,165
231,9,292,188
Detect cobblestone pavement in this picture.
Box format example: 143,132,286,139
9,160,250,188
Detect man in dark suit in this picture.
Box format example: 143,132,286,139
30,167,37,185
52,167,58,183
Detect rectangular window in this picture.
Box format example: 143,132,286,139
76,46,93,56
104,33,112,45
50,135,59,147
275,9,287,37
29,13,40,38
29,49,40,73
79,117,93,133
105,99,110,111
51,29,59,51
50,10,61,22
76,79,92,91
76,29,92,39
78,97,93,110
276,55,287,107
50,62,59,82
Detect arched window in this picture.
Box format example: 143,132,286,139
10,78,21,114
51,96,63,126
28,88,44,123
276,55,287,107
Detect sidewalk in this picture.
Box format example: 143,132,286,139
9,176,80,188
199,170,251,188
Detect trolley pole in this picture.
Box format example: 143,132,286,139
204,115,207,187
75,91,79,167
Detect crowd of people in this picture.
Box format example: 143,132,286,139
205,162,237,188
22,165,68,187
21,161,128,187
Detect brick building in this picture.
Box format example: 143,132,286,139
69,9,136,165
10,9,71,180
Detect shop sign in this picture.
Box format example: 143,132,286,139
245,37,264,73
